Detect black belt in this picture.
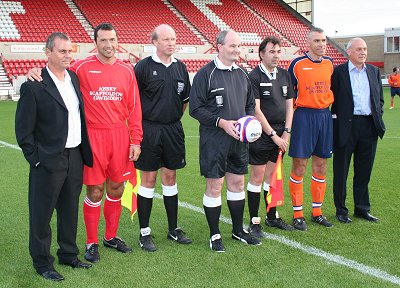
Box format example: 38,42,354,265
353,115,372,119
62,146,80,155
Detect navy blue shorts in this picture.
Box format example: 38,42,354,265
391,87,400,97
288,107,332,159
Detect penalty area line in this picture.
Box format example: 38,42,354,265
3,140,399,286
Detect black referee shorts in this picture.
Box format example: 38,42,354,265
200,126,248,178
249,124,284,165
134,120,186,171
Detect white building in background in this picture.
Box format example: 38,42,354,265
384,27,400,75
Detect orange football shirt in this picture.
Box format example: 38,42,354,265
288,53,334,109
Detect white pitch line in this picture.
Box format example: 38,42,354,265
3,140,400,286
0,140,21,150
185,136,400,140
154,194,400,286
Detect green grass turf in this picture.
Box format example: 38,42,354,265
0,87,399,287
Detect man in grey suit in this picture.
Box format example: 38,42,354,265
331,38,385,224
15,32,93,281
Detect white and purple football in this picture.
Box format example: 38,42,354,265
235,115,262,143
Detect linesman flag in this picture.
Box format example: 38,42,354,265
121,169,141,220
266,149,284,212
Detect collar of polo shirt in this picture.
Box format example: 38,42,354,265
259,62,278,80
214,56,239,71
152,53,177,68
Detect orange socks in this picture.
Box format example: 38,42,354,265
289,172,304,219
311,174,326,217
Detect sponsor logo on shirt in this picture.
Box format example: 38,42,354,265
305,81,330,95
90,86,123,101
153,71,158,76
303,67,313,70
89,70,102,74
263,91,270,96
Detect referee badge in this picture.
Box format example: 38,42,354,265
177,82,184,95
282,86,288,97
216,95,223,107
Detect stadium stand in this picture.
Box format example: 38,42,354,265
73,0,203,45
244,0,347,65
3,59,46,81
181,59,210,73
3,0,91,43
0,0,349,96
169,0,291,46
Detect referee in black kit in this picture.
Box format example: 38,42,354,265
190,29,261,252
134,24,192,252
246,36,295,238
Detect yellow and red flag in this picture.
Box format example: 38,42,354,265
266,149,284,212
121,169,141,220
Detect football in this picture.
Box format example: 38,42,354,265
235,115,262,143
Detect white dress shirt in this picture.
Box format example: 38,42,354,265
47,66,81,148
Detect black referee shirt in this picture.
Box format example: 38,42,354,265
249,64,294,124
134,56,190,124
189,59,255,127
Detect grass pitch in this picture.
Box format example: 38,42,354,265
0,88,399,287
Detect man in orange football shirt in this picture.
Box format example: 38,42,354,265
388,67,400,109
287,27,334,231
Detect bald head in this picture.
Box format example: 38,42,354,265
151,24,175,42
346,38,367,68
346,37,366,50
151,24,176,62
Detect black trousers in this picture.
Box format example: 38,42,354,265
28,147,83,274
333,116,378,216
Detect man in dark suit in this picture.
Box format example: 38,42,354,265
15,32,93,281
331,37,385,224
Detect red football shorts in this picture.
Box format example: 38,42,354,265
83,123,134,185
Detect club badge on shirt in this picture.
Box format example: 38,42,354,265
282,86,288,97
211,88,224,107
216,95,223,107
177,82,185,95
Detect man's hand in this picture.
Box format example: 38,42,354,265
129,145,141,161
27,67,43,82
218,118,240,140
271,135,289,152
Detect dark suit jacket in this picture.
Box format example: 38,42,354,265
15,68,92,169
331,61,385,148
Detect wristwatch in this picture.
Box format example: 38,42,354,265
284,127,291,133
268,130,277,137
